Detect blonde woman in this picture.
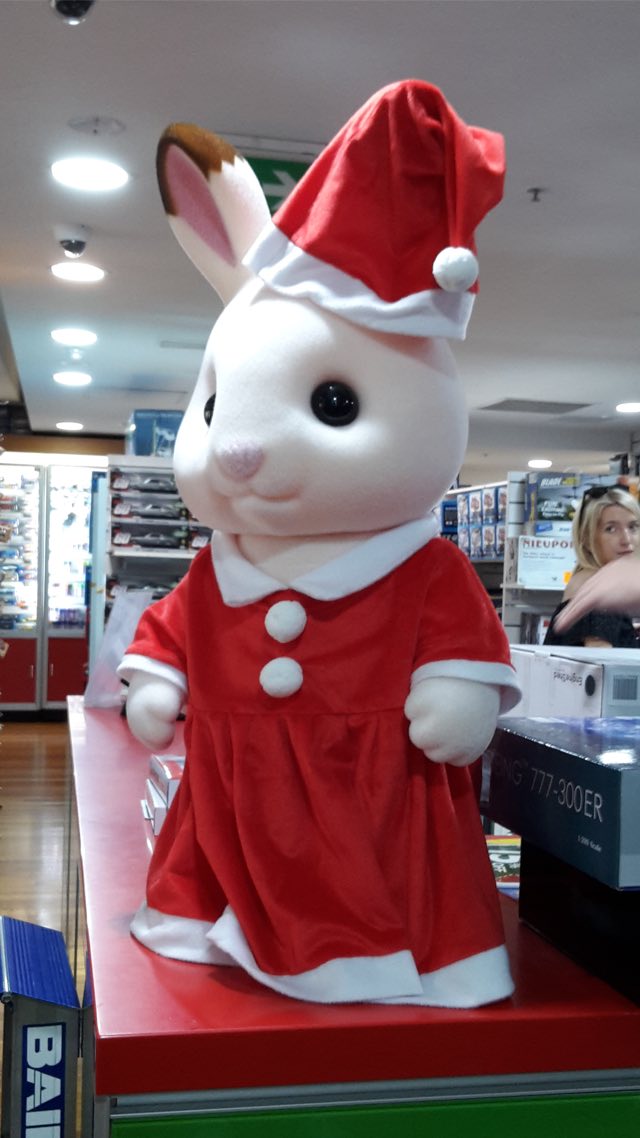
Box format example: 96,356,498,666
544,485,640,648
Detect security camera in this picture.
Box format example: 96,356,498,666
54,224,91,258
49,1,96,25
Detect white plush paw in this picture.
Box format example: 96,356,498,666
404,677,500,766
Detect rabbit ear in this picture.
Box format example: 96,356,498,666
157,124,271,304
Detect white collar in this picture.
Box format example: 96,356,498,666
211,514,440,606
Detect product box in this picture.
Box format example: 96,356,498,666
469,524,483,559
126,410,184,457
495,522,506,558
143,778,168,835
496,484,507,522
111,495,187,522
149,753,185,807
468,489,482,524
457,526,470,556
518,840,640,1005
524,471,581,531
507,645,640,718
111,522,189,550
440,498,458,533
482,716,640,888
110,468,178,495
456,492,469,527
481,486,498,524
516,533,575,589
481,523,496,559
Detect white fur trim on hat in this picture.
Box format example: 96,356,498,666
245,224,475,340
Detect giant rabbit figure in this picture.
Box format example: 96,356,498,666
119,80,520,1007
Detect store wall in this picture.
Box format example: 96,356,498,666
1,434,123,457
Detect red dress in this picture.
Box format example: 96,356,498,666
120,520,520,1006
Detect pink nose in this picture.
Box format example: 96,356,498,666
216,440,264,481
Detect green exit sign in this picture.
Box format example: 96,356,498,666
246,156,311,213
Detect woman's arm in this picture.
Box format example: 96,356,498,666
553,559,640,632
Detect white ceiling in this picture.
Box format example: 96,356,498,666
1,0,639,484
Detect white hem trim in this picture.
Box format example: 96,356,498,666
117,654,188,694
411,660,521,714
131,902,513,1008
244,223,474,341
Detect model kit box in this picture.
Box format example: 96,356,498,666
482,716,640,888
126,410,184,457
481,486,496,524
524,472,581,532
456,492,469,527
481,522,496,558
508,645,640,718
457,526,470,556
518,841,640,1005
469,523,483,559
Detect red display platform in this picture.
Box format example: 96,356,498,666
68,698,640,1101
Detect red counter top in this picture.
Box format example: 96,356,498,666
68,698,640,1098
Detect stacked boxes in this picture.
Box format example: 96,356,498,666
454,483,506,561
482,716,640,1003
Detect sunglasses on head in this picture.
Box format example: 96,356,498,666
577,484,616,527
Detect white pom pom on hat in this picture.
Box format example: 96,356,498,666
245,79,505,341
432,247,480,293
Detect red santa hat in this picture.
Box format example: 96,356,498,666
244,80,505,340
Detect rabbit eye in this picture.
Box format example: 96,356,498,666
311,381,359,427
203,394,216,426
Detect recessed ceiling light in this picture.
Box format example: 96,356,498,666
616,402,640,414
51,327,97,347
51,156,129,192
56,421,84,432
50,261,105,282
528,458,553,469
53,371,92,387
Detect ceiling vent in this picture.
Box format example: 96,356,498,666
479,398,591,415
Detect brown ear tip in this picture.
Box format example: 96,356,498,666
156,124,239,214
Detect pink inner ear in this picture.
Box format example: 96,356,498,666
166,145,236,266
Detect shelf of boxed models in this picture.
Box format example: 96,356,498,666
442,482,507,613
106,456,211,585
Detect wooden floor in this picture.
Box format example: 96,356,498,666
0,718,71,930
0,716,86,1132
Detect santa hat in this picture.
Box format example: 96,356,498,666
244,80,505,340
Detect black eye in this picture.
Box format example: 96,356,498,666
203,393,216,426
310,381,359,427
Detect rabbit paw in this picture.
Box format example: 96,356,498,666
404,676,500,766
125,673,184,750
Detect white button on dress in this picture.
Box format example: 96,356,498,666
259,657,304,698
264,600,307,643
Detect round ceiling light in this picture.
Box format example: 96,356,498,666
56,421,84,432
616,403,640,414
53,371,92,387
50,261,105,282
51,156,129,192
51,327,97,347
527,458,553,470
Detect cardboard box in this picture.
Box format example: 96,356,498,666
482,716,640,888
469,523,483,559
456,492,469,527
481,523,496,559
126,410,184,457
524,471,581,529
481,486,498,524
518,841,640,1005
508,645,640,718
468,489,482,524
516,533,575,589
